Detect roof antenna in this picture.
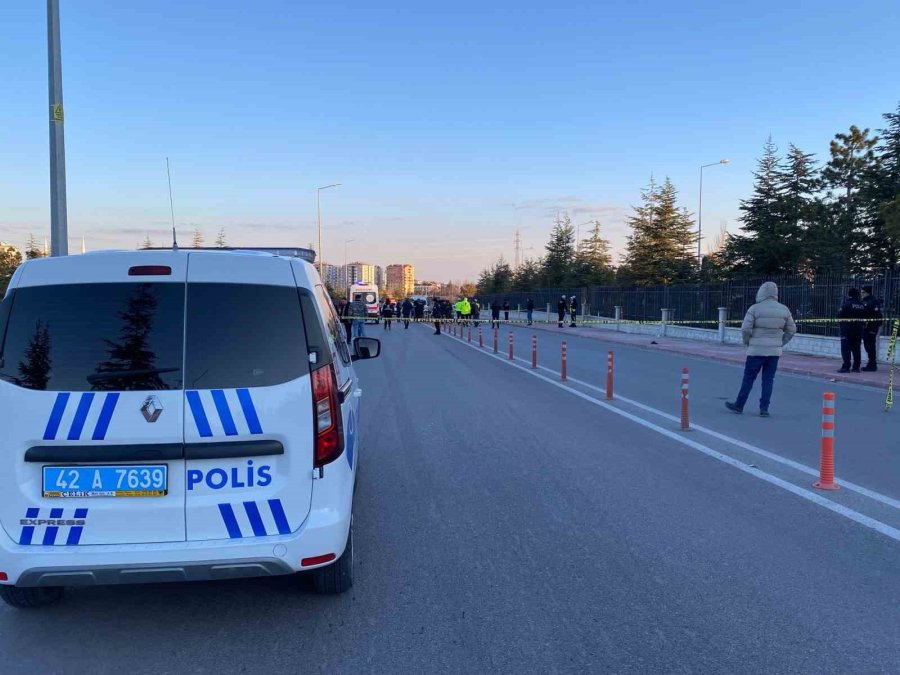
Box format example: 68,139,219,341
166,157,178,250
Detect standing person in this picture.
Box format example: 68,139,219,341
569,295,579,328
338,299,353,343
382,299,394,331
349,295,367,340
433,297,444,335
401,298,414,329
837,288,866,373
725,282,796,416
502,299,510,322
454,297,464,325
491,299,501,329
526,297,534,326
414,298,425,323
557,295,567,328
460,297,471,326
471,297,481,325
861,285,883,371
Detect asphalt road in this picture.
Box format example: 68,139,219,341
3,322,899,674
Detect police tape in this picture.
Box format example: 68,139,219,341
343,315,887,326
884,319,899,412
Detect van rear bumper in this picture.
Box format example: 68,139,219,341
0,495,351,587
17,558,294,587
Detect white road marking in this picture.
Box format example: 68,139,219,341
441,331,900,544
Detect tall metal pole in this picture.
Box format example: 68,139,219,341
698,159,729,264
48,0,68,256
697,166,704,264
316,183,341,277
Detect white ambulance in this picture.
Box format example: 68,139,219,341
0,249,379,607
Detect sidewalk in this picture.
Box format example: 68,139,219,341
512,314,892,390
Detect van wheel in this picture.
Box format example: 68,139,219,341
311,526,353,594
0,585,64,608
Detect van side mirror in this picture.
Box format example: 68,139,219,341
352,337,381,361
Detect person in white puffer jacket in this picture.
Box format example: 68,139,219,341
726,281,797,417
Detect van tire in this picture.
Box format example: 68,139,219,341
311,525,353,594
0,585,64,608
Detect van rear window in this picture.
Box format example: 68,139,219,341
0,282,311,392
0,283,184,391
184,283,308,389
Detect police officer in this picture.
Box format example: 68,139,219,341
526,297,535,325
860,285,882,371
433,297,444,335
401,297,414,329
557,295,567,328
471,297,481,325
490,299,501,329
837,288,866,373
569,295,578,328
414,298,425,323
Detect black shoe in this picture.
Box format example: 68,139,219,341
725,402,743,414
759,410,770,418
851,367,860,373
862,364,878,372
837,367,850,373
569,323,576,328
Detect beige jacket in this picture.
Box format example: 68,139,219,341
741,282,797,357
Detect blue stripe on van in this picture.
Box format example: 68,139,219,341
43,393,70,441
66,509,89,546
243,501,267,536
186,391,213,438
66,393,95,441
236,388,263,435
19,507,39,545
91,393,120,440
268,499,291,535
42,508,65,546
211,390,238,436
218,504,242,539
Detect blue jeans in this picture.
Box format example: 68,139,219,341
735,355,780,411
527,309,533,323
353,320,366,338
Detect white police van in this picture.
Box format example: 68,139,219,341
0,249,379,607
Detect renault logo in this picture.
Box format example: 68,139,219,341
141,396,163,423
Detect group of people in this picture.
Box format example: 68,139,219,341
379,297,427,330
837,285,882,373
726,282,884,417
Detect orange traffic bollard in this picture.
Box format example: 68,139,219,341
680,368,690,431
814,393,839,490
606,351,614,400
508,331,514,360
532,335,537,369
478,327,484,348
561,341,567,381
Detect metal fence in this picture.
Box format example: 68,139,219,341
476,269,899,337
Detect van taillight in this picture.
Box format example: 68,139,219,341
312,365,344,468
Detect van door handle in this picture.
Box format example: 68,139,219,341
338,379,353,403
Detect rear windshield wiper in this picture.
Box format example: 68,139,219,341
86,367,179,386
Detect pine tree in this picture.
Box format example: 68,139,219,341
491,257,513,293
140,235,154,250
723,137,790,275
574,221,614,285
215,227,227,248
542,214,576,286
778,144,823,273
191,229,205,248
513,257,542,291
622,177,695,284
0,243,23,296
864,102,900,267
25,234,45,260
821,125,879,272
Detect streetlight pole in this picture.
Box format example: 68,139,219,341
698,159,729,263
316,183,341,276
344,238,355,291
47,0,68,256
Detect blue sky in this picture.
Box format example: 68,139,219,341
2,0,899,280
